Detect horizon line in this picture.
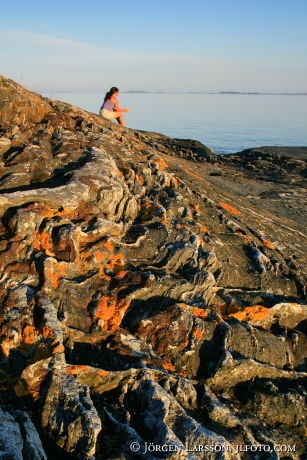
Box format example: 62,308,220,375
42,89,307,96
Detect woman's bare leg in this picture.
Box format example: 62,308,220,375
116,114,126,126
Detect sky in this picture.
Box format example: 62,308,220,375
1,0,307,93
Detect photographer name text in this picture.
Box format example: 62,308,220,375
129,441,296,455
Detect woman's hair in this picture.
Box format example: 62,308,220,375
104,86,119,103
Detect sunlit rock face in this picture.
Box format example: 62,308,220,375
0,75,307,460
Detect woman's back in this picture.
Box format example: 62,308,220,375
102,99,115,111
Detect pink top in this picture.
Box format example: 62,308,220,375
101,99,115,111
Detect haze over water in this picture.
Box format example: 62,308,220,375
50,91,307,155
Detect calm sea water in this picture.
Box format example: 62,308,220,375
47,92,307,155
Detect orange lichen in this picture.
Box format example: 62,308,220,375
66,366,76,376
181,337,190,350
200,225,211,234
94,296,131,331
254,218,262,224
53,344,65,353
194,203,202,214
262,239,277,250
155,157,169,170
178,303,208,320
239,233,254,244
182,167,203,181
48,271,60,289
103,240,115,252
93,250,107,264
229,305,270,322
136,174,145,185
22,325,38,344
95,296,113,319
162,362,176,372
193,329,203,340
33,230,54,255
171,176,179,187
81,241,127,281
104,253,126,277
42,326,57,340
27,203,55,218
44,260,69,289
178,303,189,309
98,369,109,377
1,338,16,357
179,371,189,378
81,249,92,262
192,307,208,319
115,270,129,279
219,202,241,215
67,365,89,376
162,218,171,228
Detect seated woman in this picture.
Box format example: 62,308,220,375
99,87,129,126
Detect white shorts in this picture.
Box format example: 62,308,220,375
99,108,118,120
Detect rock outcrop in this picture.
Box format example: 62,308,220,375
0,75,306,459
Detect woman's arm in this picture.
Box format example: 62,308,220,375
112,95,129,113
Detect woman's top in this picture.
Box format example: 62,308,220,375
101,99,115,111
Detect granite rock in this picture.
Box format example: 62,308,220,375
0,75,306,459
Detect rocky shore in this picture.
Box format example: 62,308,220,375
0,75,306,459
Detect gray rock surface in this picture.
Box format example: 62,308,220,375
0,407,47,460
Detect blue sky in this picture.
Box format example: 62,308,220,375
1,0,307,92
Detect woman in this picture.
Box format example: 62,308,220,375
99,87,129,126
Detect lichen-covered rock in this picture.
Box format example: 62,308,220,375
135,303,209,377
0,75,52,124
41,355,101,459
245,302,307,329
125,377,238,460
0,76,307,459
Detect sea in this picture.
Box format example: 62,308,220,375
45,91,307,155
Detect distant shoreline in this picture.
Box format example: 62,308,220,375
49,90,307,96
